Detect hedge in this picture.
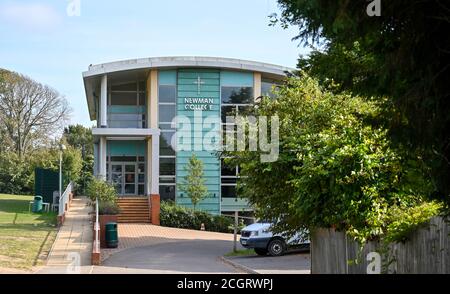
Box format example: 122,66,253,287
160,201,234,233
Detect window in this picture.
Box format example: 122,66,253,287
221,185,236,198
111,82,137,91
160,185,176,202
159,85,176,103
160,132,175,156
160,158,175,176
159,81,177,202
159,105,176,124
111,92,137,105
221,158,239,198
221,87,253,104
108,80,146,128
261,79,280,98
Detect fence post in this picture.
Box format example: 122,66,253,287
233,211,238,252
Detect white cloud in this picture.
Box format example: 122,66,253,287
0,2,62,30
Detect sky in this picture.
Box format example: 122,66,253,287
0,0,309,127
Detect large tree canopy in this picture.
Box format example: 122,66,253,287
0,69,70,158
272,0,450,202
224,74,439,242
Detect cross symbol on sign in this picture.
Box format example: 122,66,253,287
193,76,205,95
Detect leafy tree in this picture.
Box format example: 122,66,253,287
223,74,436,243
0,69,70,159
63,125,93,156
0,151,31,194
178,154,208,211
271,0,450,204
63,125,94,194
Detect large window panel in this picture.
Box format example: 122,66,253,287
160,132,175,156
261,79,280,98
221,159,237,176
221,185,237,198
221,87,253,104
160,185,176,202
111,92,138,105
159,104,176,123
160,157,176,176
111,82,137,91
159,85,177,103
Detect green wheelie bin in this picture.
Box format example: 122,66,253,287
105,222,118,248
32,196,43,213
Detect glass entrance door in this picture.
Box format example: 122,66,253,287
110,163,137,196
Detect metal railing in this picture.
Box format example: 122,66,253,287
58,181,73,216
93,197,100,253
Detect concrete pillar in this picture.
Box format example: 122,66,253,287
99,137,107,179
151,134,160,194
148,69,159,129
146,138,152,195
253,72,262,101
100,75,108,128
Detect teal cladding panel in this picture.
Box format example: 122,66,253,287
221,70,254,87
176,69,221,214
159,70,177,85
108,141,145,157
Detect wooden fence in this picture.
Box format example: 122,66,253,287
311,217,450,274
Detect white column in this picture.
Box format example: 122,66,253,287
151,134,160,194
99,137,107,180
100,75,108,128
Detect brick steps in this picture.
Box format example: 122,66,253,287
117,197,150,223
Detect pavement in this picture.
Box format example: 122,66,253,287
31,197,310,274
96,240,243,274
95,224,247,274
36,197,94,274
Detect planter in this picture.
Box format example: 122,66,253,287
99,214,118,248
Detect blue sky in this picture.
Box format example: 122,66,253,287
0,0,308,127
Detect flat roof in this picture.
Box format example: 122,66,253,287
83,56,295,78
83,56,295,120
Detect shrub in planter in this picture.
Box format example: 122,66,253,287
86,178,117,204
99,201,121,215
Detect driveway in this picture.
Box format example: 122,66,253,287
93,224,245,274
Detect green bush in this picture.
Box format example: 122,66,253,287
98,201,121,215
160,201,233,233
86,178,117,203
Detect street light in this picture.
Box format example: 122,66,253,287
59,144,66,200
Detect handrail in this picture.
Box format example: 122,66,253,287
58,181,73,216
94,197,100,253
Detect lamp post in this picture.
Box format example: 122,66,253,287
59,144,66,200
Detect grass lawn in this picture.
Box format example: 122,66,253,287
0,194,58,270
224,249,256,257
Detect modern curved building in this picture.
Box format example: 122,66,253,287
83,56,293,222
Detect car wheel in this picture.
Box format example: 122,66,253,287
254,248,268,256
268,239,286,256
